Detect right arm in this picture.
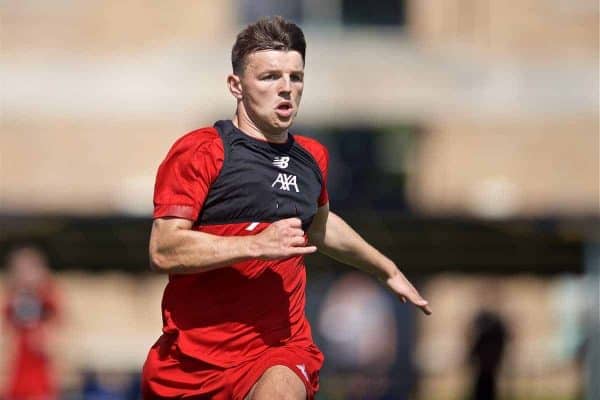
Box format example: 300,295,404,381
149,130,314,274
149,217,316,274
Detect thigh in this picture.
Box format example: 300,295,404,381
229,344,323,400
142,335,229,399
246,365,306,400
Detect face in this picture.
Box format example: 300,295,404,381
230,50,304,135
7,247,49,290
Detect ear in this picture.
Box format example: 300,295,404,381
227,74,243,100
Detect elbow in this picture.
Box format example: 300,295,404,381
149,246,172,273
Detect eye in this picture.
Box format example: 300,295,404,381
291,74,304,83
261,74,278,81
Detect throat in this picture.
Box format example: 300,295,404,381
233,114,288,144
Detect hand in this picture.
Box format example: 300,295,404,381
252,218,317,260
386,270,432,315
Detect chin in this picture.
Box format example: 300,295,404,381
271,119,293,131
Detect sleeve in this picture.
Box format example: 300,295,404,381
153,130,224,221
316,145,329,206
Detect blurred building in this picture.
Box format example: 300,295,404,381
2,0,597,217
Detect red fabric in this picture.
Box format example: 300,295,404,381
157,221,319,368
153,127,224,221
3,286,59,400
294,135,330,206
142,333,323,400
148,127,329,396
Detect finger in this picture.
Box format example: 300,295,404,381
419,303,433,315
290,245,317,255
284,217,302,228
409,295,431,314
289,228,305,237
289,236,307,246
399,296,407,304
397,281,431,315
405,288,428,307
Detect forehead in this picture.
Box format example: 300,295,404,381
9,248,46,267
244,50,304,74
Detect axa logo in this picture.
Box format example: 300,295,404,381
272,173,299,192
272,156,290,169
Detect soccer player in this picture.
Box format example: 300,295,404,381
142,16,432,400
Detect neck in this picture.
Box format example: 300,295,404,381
233,103,288,144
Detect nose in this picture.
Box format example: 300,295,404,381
278,76,292,97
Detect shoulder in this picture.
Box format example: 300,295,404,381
170,126,222,153
293,134,329,162
164,126,223,161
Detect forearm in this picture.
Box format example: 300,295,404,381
310,209,431,315
150,216,315,274
150,223,258,274
317,212,400,281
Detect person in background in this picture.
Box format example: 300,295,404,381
2,244,60,400
468,309,509,400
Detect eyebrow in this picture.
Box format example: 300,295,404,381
259,69,304,75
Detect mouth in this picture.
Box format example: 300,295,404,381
275,102,294,118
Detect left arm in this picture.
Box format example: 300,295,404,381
308,203,432,315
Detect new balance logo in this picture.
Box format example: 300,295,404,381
272,173,299,192
272,156,290,169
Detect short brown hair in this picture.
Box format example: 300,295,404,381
231,16,306,75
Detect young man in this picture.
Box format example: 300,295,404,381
142,16,431,400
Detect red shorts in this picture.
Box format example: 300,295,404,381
142,335,323,399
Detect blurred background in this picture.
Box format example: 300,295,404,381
1,1,598,399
